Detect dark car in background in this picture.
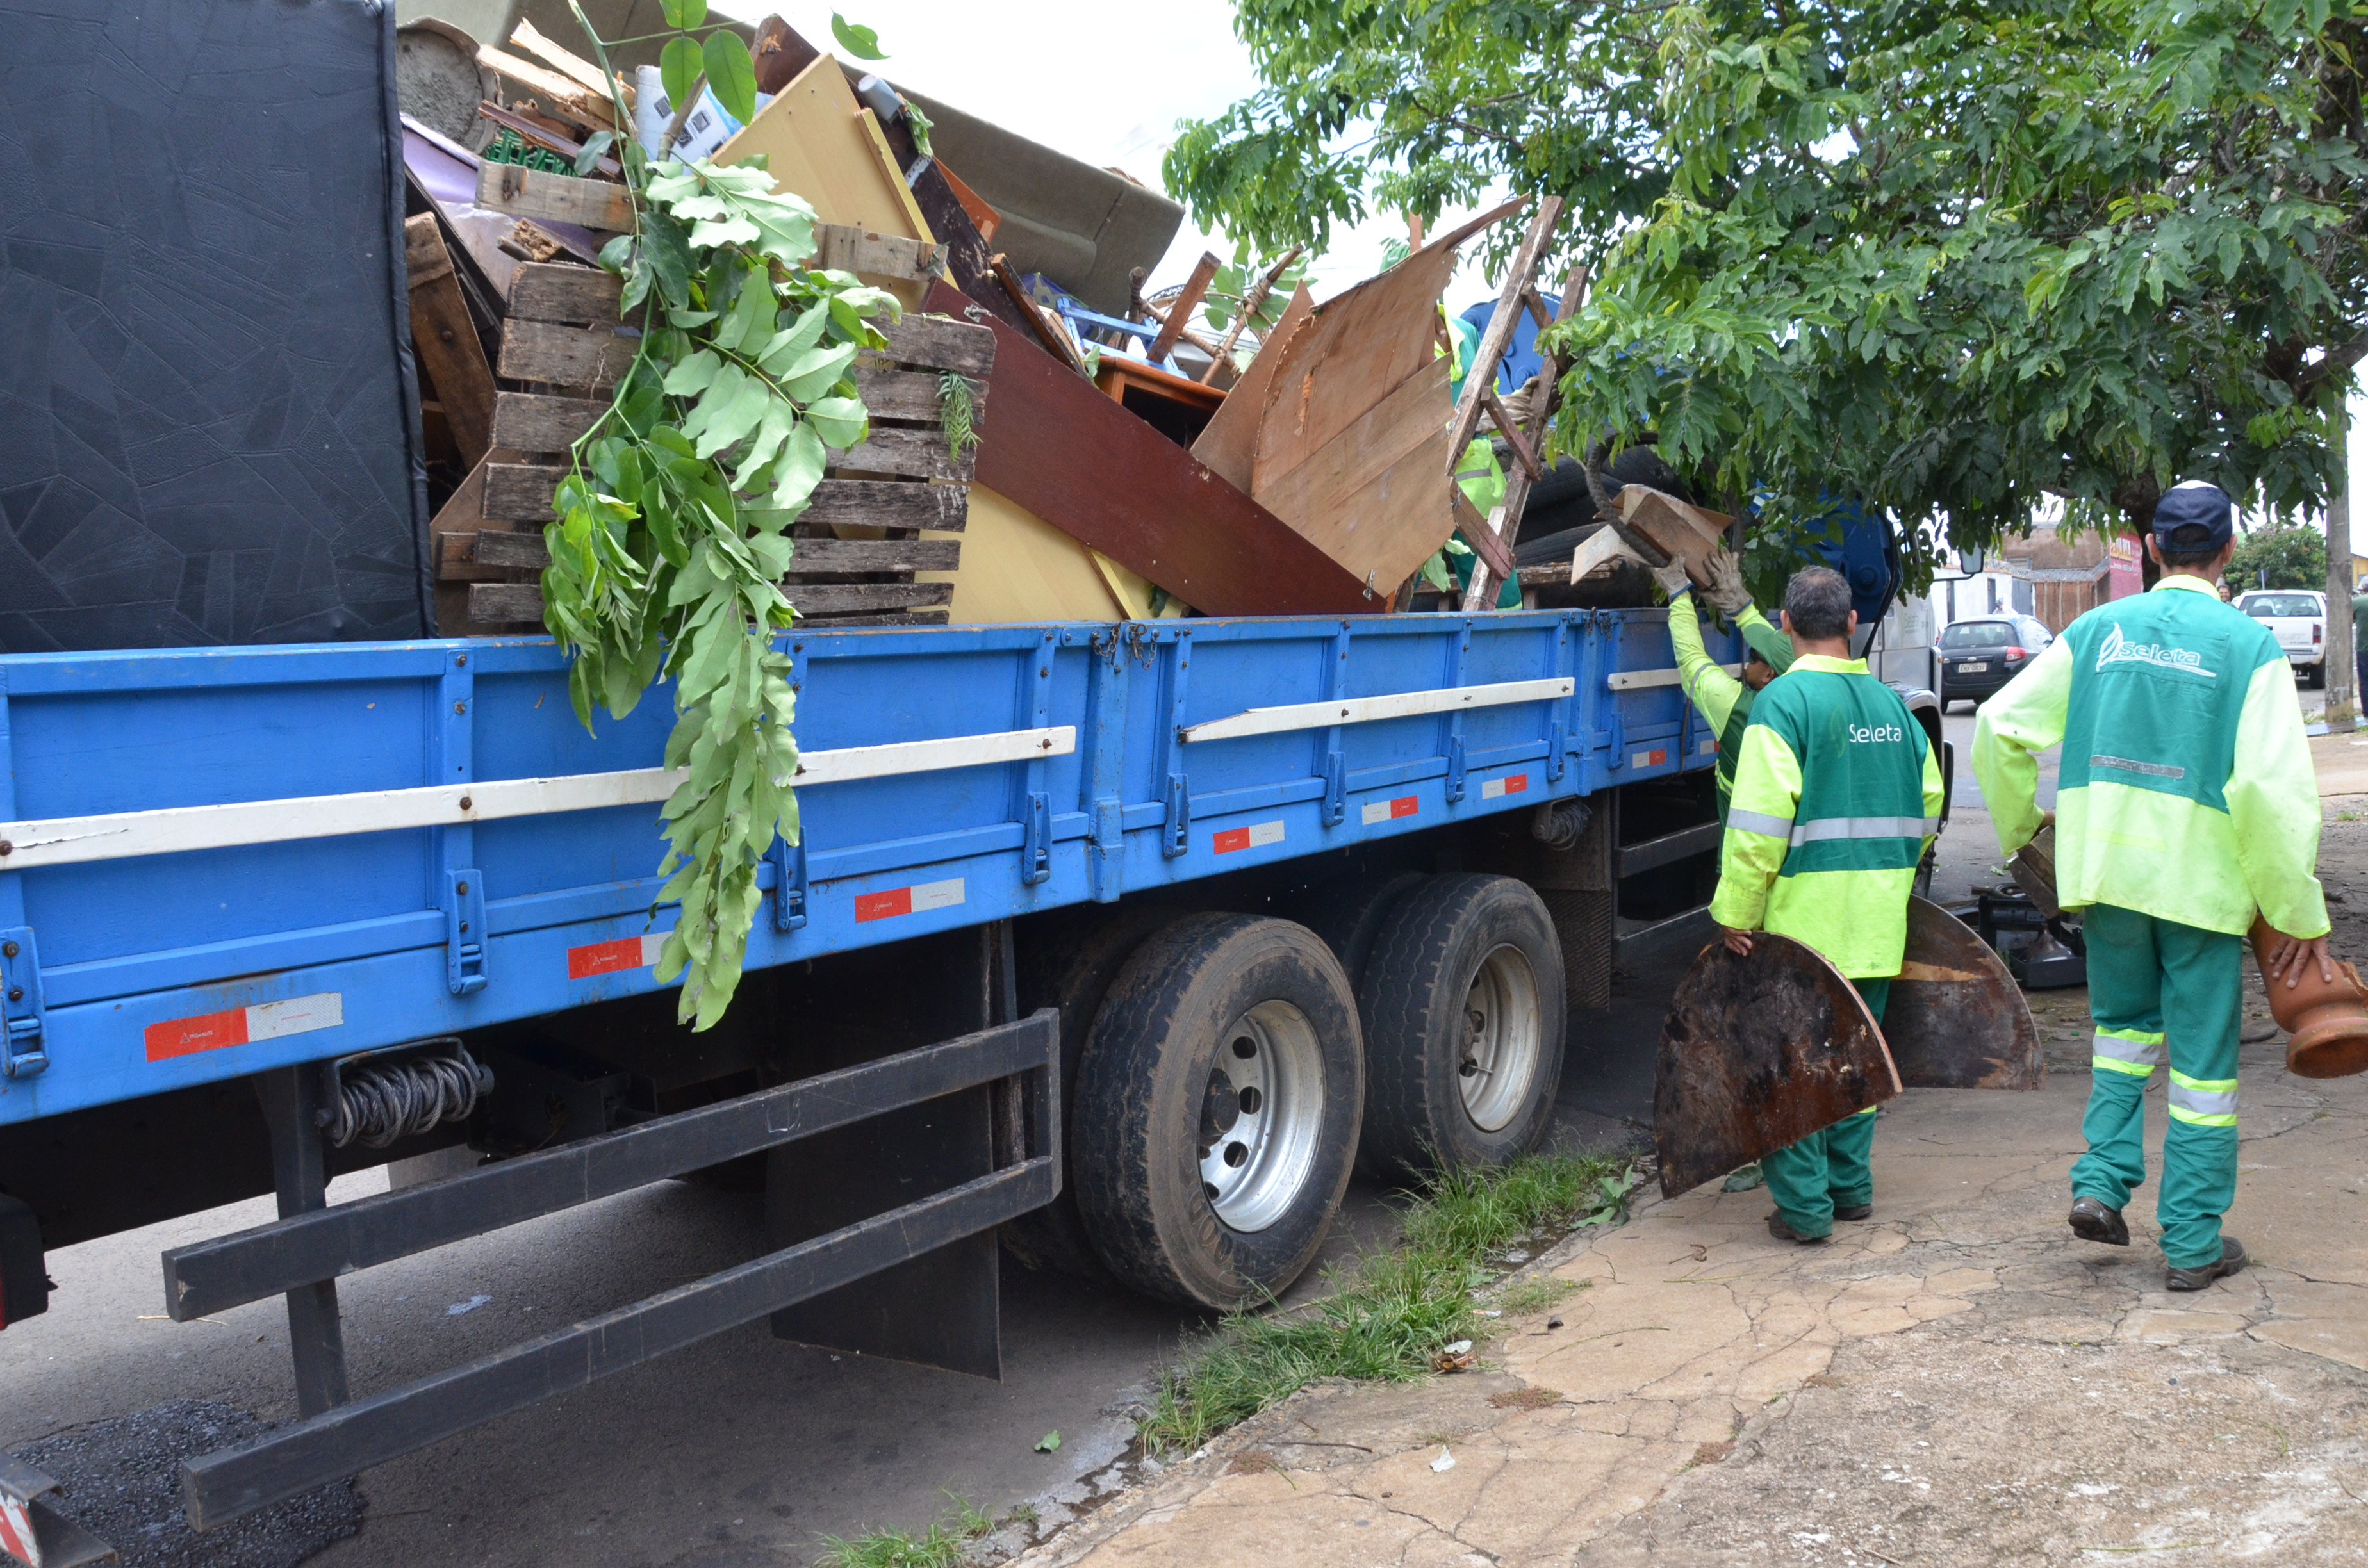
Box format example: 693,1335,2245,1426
1939,614,2054,708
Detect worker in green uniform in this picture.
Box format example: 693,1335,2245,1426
1652,549,1797,825
2351,576,2368,703
1712,567,1946,1243
1973,480,2332,1291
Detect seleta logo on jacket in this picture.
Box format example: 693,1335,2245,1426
2096,623,2216,680
1847,723,1905,744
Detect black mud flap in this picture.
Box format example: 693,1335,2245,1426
163,1011,1059,1532
1886,897,2043,1090
1652,936,1898,1199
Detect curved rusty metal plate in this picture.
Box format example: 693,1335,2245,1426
1886,895,2043,1090
1653,935,1899,1200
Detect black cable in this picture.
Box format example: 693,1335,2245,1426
320,1042,494,1150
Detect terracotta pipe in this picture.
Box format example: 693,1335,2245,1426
2248,917,2368,1079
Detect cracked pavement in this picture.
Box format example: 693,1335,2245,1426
1019,799,2368,1567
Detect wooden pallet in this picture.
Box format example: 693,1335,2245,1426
434,262,993,632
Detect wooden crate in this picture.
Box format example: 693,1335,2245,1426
436,264,993,632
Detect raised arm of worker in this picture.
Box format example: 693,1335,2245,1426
1969,633,2076,856
1654,549,1794,728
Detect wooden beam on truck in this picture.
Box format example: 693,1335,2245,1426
402,215,497,468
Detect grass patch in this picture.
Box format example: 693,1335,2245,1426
1136,1150,1630,1456
816,1494,994,1568
1497,1275,1584,1315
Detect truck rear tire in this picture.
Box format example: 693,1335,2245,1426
1357,874,1566,1177
1004,902,1190,1280
1286,869,1427,993
1073,914,1363,1309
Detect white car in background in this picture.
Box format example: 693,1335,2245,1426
2233,589,2326,687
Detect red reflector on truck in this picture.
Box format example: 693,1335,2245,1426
144,992,343,1061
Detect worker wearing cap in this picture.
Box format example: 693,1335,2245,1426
1712,567,1946,1243
1973,480,2331,1290
1652,548,1797,825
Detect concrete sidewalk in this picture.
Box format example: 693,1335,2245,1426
1021,970,2368,1565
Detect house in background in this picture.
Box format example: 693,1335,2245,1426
1937,519,2140,633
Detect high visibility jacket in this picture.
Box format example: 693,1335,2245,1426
1668,587,1797,822
1709,655,1946,978
1971,575,2328,940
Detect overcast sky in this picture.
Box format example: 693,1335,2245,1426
715,0,1514,309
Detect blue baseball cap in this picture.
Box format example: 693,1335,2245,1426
2151,480,2234,550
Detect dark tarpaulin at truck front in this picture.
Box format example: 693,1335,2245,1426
0,0,434,653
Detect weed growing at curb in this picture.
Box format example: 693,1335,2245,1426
816,1494,994,1567
1497,1275,1584,1315
1136,1150,1631,1455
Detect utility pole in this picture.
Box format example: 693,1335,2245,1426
2329,408,2357,731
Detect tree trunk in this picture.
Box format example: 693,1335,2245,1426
2329,414,2357,731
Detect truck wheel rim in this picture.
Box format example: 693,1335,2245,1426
1198,1000,1324,1233
1459,945,1542,1132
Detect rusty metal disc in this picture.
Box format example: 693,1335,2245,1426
1886,896,2043,1091
1652,934,1899,1200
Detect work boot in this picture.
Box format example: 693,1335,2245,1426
1833,1204,1873,1222
2069,1196,2129,1246
1766,1213,1829,1245
2166,1236,2249,1293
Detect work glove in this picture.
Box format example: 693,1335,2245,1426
1702,546,1752,616
1650,560,1694,600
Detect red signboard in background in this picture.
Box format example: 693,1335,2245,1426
2108,534,2144,600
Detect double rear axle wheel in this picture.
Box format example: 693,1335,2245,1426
1042,874,1568,1309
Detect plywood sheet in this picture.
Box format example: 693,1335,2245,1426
921,484,1124,623
1254,355,1450,534
1276,423,1455,593
1188,283,1312,491
1249,243,1456,491
718,53,933,310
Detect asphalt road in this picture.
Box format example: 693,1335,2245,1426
0,711,2071,1568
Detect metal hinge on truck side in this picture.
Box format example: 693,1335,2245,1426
0,929,44,1078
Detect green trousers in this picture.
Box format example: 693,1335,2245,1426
1764,977,1889,1239
2069,904,2242,1270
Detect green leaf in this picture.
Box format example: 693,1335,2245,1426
777,340,859,403
659,36,703,118
703,31,759,125
803,395,867,450
755,305,832,372
661,0,705,26
830,12,888,60
662,348,722,396
573,129,614,177
1035,1432,1062,1453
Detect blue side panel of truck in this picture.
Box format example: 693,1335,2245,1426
0,608,1725,1126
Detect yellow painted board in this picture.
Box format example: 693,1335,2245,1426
715,53,932,311
1087,549,1190,619
919,484,1125,623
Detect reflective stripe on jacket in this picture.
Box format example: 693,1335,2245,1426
1969,575,2328,939
1709,654,1945,978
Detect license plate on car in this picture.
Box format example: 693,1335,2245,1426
1959,661,1990,673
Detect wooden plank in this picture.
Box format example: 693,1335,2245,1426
507,263,622,326
830,426,974,482
1446,197,1565,465
435,530,512,584
815,225,942,282
1146,250,1220,366
1568,522,1647,583
1451,487,1516,582
476,100,621,179
1276,423,1456,594
1256,355,1451,534
476,163,633,234
482,463,563,523
492,391,609,453
1188,283,1312,491
404,215,496,468
790,610,952,628
782,582,955,614
852,367,964,424
933,281,1370,617
468,582,548,623
804,478,969,531
506,19,625,104
784,537,961,573
1483,386,1543,480
497,318,637,391
477,45,618,129
1247,243,1459,494
473,529,552,570
1461,260,1587,612
876,314,996,377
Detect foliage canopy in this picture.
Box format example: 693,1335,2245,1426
2230,521,2331,589
1166,0,2368,571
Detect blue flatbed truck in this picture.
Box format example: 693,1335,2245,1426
0,603,1942,1548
